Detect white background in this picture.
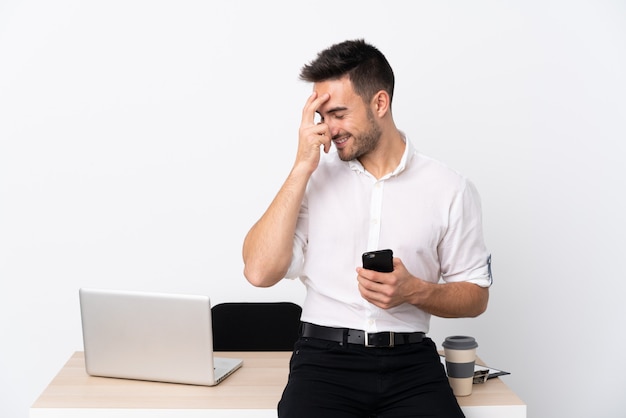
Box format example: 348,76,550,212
1,1,625,417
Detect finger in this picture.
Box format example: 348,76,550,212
357,271,382,290
301,92,330,127
322,139,331,154
300,119,331,153
308,122,330,138
359,267,387,285
300,92,318,127
319,127,332,153
357,281,386,307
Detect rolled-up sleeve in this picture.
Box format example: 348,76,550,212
439,179,493,288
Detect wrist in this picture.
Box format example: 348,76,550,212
409,277,432,308
290,160,316,179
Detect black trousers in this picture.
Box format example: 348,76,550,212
278,335,465,418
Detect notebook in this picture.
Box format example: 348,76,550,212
79,288,243,386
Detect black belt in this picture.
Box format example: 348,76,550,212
301,322,425,348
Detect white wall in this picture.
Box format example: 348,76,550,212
1,1,625,417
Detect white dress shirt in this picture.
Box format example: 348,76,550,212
286,136,492,333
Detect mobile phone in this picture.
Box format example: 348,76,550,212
362,249,394,273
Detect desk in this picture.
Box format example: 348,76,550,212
31,352,526,418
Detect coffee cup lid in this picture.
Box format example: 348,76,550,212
442,335,478,349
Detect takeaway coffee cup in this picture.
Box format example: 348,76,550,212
442,336,478,397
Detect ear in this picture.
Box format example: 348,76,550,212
371,90,391,117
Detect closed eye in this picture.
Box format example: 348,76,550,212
317,106,349,124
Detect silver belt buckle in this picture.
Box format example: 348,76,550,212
364,331,394,347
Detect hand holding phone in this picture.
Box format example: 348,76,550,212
362,249,394,273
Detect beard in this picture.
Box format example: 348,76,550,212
336,109,382,162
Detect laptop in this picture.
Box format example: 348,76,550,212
79,288,243,386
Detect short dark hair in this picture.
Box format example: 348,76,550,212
299,39,395,104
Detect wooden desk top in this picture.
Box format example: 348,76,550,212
32,351,525,414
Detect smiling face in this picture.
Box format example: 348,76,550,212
314,76,382,162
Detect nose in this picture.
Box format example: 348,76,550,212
325,120,341,138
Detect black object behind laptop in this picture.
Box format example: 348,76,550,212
211,302,302,351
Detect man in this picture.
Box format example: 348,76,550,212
242,39,492,417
